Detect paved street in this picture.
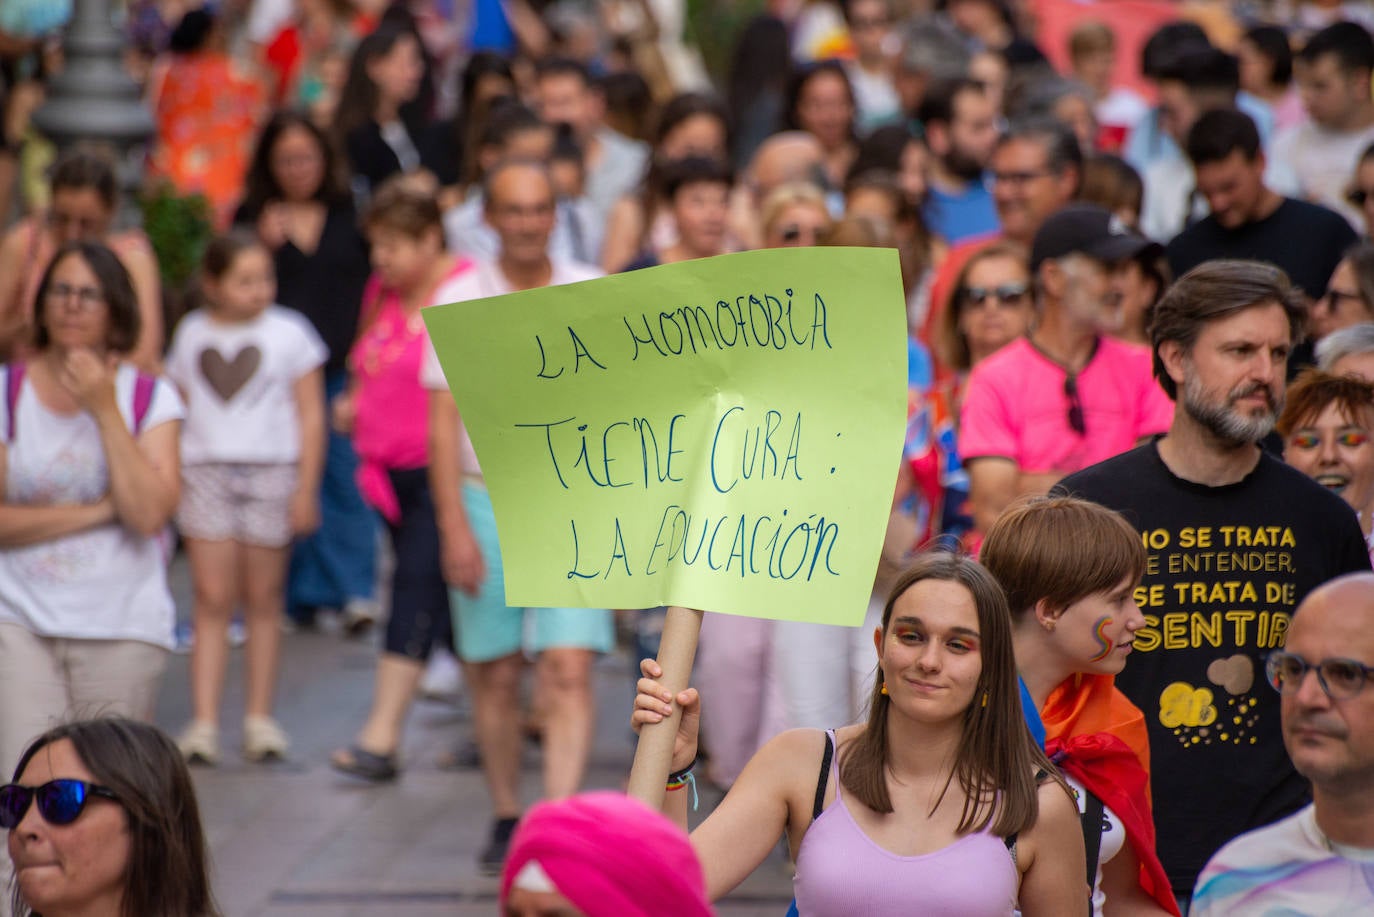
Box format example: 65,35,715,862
152,556,794,916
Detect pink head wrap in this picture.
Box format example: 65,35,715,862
498,791,714,917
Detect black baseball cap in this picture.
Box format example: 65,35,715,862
1030,203,1163,272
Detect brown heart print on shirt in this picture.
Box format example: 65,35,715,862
1206,655,1255,695
199,346,261,401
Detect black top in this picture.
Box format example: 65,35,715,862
345,118,450,197
1055,442,1371,893
1166,197,1357,301
234,202,371,375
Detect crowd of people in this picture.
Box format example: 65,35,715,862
2,0,1374,915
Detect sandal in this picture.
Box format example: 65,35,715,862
331,745,399,782
243,715,290,762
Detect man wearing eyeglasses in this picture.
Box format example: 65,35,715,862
1191,572,1374,915
958,203,1172,536
1055,260,1371,910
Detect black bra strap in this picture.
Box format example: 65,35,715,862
812,730,835,822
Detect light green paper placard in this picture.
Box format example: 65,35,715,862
422,247,907,626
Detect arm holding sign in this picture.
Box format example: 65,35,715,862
633,658,827,900
427,389,484,593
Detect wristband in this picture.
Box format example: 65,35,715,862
666,756,700,811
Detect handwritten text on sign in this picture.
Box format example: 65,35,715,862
422,248,907,625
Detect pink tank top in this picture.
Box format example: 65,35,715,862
792,731,1019,917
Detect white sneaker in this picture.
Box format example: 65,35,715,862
342,599,378,638
243,715,290,762
177,721,220,766
420,649,464,701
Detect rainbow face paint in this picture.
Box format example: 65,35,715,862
1088,616,1114,662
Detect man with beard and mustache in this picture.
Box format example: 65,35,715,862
959,203,1173,535
1191,573,1374,915
918,77,1001,244
1055,259,1371,912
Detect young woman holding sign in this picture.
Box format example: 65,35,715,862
632,551,1086,914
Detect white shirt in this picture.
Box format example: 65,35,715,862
420,257,604,478
165,306,327,466
1270,120,1374,231
1065,775,1127,917
1193,804,1374,916
0,364,184,648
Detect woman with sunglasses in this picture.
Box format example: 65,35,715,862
759,182,833,249
4,718,217,917
0,243,182,791
1310,242,1374,342
0,149,162,372
633,552,1086,914
936,241,1035,411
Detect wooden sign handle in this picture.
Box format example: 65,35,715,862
626,606,704,807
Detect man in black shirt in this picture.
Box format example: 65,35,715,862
1167,108,1356,301
1055,260,1371,906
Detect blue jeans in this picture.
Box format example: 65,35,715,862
287,369,378,621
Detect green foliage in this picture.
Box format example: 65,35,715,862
138,181,212,292
685,0,765,84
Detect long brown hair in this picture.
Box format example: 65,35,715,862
840,551,1061,837
9,718,218,917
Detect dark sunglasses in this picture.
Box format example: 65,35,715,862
779,224,821,244
1346,187,1374,208
1064,373,1086,435
961,282,1030,308
0,779,118,829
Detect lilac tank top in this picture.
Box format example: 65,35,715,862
792,731,1019,916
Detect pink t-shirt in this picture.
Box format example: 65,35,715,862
350,260,472,521
958,336,1173,475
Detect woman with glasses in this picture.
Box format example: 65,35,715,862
0,149,162,372
1278,370,1374,563
0,242,183,786
1310,242,1374,342
4,718,217,917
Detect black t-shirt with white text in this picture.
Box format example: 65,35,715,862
1055,443,1370,893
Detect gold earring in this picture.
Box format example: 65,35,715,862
981,691,988,708
880,682,889,695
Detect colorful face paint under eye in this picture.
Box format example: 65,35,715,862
1088,616,1114,662
1338,431,1369,447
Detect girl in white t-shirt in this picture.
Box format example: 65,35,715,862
166,231,328,765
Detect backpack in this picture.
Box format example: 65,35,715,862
4,361,156,443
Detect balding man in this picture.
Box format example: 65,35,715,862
734,131,828,248
1192,572,1374,914
423,158,611,875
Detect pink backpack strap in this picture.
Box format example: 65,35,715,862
132,373,156,435
5,361,25,443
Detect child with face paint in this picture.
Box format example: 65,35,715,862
980,496,1180,917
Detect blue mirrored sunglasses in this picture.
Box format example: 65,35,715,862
0,779,119,829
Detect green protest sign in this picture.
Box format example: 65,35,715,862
422,247,907,626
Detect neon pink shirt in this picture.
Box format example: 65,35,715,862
350,260,471,521
958,336,1173,475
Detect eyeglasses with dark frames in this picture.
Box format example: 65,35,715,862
1266,651,1374,700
